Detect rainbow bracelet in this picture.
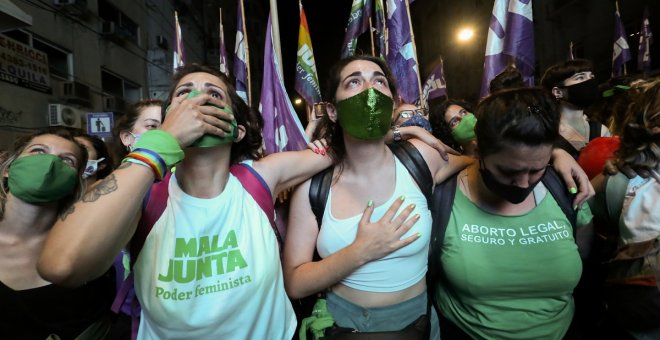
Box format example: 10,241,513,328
124,148,167,181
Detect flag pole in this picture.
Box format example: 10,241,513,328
404,0,422,102
615,0,628,75
369,17,376,56
269,0,284,76
239,0,252,103
219,8,225,73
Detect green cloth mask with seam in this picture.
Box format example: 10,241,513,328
8,154,78,204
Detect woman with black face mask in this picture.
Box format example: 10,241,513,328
432,88,595,339
282,56,593,339
541,59,612,158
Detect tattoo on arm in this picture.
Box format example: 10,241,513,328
82,174,118,202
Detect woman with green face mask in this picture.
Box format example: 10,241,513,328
39,64,339,339
283,55,474,338
0,128,115,338
429,99,478,157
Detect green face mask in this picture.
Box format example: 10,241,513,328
450,113,477,143
336,88,393,140
168,90,238,148
8,154,78,204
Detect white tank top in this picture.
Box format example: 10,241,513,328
133,169,296,339
316,157,432,292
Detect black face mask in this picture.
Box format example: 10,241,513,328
562,78,598,109
479,160,544,204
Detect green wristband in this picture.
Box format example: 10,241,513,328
132,130,184,169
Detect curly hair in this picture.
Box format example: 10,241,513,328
616,78,660,172
168,64,263,163
428,99,474,152
0,128,88,220
312,55,398,166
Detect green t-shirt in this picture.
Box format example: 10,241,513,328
435,186,583,340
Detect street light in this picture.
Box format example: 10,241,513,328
457,27,474,42
293,97,303,106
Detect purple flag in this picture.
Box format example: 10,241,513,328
612,4,631,76
387,0,421,104
420,58,447,109
480,0,535,98
638,7,652,73
219,8,229,76
259,15,309,154
233,0,249,102
341,0,372,58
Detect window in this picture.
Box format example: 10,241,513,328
101,69,141,102
98,0,140,45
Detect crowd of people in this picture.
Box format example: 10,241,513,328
0,55,657,340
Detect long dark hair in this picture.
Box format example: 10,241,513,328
169,64,263,163
616,78,660,172
312,55,398,165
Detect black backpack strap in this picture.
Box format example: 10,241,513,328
309,141,433,228
541,167,577,235
588,120,601,141
387,141,433,202
554,135,580,159
309,167,334,229
426,173,458,316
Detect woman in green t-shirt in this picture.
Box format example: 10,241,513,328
434,88,594,339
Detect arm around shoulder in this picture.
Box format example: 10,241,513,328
38,162,152,287
252,149,332,199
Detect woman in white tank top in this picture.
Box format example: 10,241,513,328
283,56,473,338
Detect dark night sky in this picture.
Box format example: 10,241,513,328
233,0,659,112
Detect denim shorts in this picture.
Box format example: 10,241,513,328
326,290,440,339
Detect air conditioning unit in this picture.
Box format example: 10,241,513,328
103,95,126,112
48,104,82,128
61,81,91,105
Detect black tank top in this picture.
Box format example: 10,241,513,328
0,269,115,339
